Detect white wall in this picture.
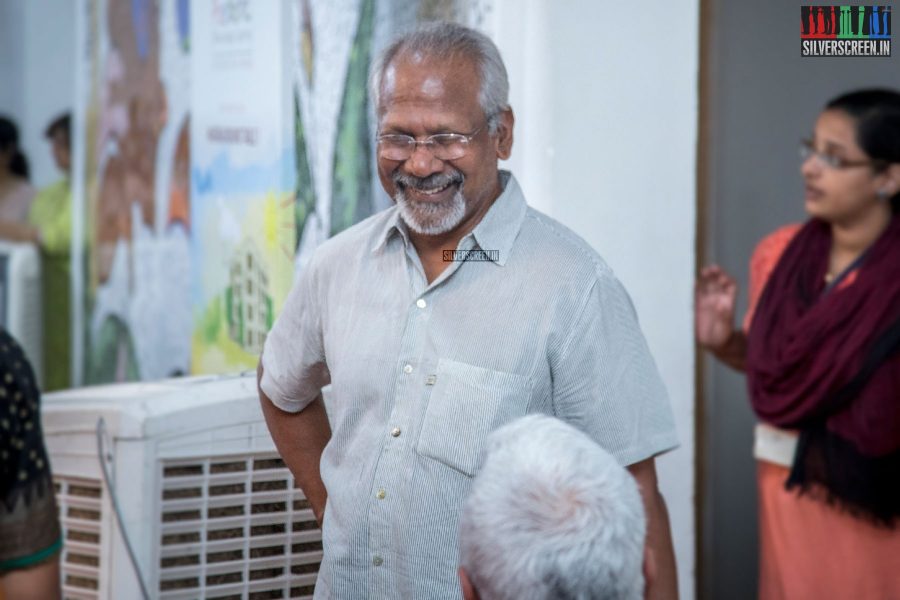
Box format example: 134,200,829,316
492,2,698,598
0,0,76,187
0,2,26,120
23,0,77,187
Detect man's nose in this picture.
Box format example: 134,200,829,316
404,143,445,178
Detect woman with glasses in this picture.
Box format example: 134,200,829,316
696,88,900,599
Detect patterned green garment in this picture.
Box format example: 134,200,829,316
0,328,62,572
28,179,72,391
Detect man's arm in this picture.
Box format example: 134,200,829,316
257,361,331,526
549,270,679,598
628,457,677,600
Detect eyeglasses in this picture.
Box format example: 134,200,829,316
799,139,885,170
376,125,485,161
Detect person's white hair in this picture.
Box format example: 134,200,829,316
369,21,510,134
459,414,646,600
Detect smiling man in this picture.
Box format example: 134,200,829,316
258,22,679,599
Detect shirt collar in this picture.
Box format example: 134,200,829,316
469,170,526,266
370,170,527,266
371,207,409,254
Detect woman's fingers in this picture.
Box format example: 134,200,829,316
697,265,737,296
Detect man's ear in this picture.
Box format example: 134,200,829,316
642,547,657,600
493,108,514,161
459,566,481,600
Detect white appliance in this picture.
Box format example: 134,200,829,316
43,373,322,600
0,240,42,384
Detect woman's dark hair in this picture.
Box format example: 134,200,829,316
44,112,71,142
826,88,900,214
0,115,29,180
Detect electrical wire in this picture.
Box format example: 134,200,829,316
96,417,152,600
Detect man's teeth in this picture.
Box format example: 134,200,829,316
414,183,451,195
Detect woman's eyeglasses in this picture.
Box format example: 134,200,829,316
799,139,885,170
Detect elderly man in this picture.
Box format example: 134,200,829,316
259,22,679,599
459,414,653,600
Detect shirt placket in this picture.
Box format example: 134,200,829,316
365,240,442,594
365,234,478,593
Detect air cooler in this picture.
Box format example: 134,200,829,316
42,373,322,600
0,240,42,385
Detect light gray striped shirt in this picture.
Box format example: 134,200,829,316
261,172,678,599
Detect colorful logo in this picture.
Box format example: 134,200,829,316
801,6,891,56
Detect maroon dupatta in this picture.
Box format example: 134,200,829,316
746,215,900,524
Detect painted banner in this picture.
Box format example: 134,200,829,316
190,0,295,374
76,0,193,384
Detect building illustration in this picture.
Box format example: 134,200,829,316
226,240,273,354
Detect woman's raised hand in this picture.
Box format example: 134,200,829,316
695,265,738,350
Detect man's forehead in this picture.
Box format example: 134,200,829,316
380,51,478,99
381,64,448,101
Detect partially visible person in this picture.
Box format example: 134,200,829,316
30,114,73,391
696,88,900,599
0,327,62,600
0,113,73,390
0,116,35,224
458,414,653,600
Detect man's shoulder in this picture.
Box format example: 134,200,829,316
516,207,614,281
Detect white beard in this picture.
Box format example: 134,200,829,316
395,186,467,235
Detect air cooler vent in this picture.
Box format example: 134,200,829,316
158,453,322,599
55,476,103,600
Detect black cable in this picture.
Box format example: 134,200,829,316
95,417,152,600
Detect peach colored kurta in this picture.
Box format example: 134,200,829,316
746,224,900,600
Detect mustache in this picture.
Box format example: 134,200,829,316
392,171,464,191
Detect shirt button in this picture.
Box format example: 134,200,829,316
391,427,401,437
416,298,427,309
403,364,413,374
373,555,383,567
376,489,386,500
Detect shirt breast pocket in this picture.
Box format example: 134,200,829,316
416,359,533,477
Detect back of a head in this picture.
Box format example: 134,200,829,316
0,116,19,150
459,415,646,600
0,115,30,180
44,112,72,143
369,21,510,133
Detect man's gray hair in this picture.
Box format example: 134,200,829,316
459,415,646,600
369,21,510,133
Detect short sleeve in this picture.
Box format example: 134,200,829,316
743,224,802,332
260,257,330,413
551,269,679,466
